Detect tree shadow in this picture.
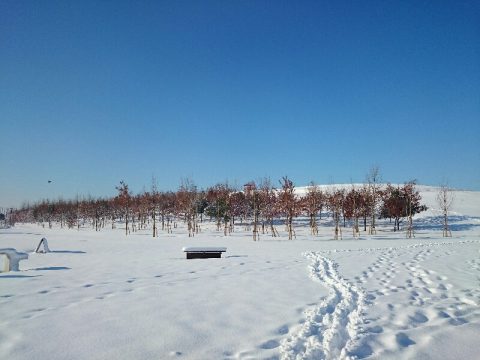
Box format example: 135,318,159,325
51,250,86,254
32,266,71,271
413,215,480,232
0,274,41,278
0,231,43,236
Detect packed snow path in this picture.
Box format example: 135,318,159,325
280,253,365,360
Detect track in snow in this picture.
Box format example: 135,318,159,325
280,252,365,360
280,240,480,360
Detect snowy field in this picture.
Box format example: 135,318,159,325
1,186,479,360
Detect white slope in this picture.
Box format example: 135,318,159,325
0,186,479,360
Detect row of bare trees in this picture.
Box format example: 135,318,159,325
10,175,437,240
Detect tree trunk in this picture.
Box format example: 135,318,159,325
152,209,157,237
125,209,129,235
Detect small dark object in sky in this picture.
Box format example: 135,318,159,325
48,180,52,183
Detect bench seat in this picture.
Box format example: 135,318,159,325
182,247,227,259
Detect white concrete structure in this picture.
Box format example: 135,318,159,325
0,248,29,272
35,237,51,253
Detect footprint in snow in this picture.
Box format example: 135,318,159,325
367,325,383,334
168,351,182,357
260,339,280,350
277,325,289,335
32,307,46,313
396,332,416,347
409,311,429,324
449,318,468,326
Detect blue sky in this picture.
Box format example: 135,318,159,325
1,0,479,207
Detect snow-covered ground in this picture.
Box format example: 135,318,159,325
1,186,479,359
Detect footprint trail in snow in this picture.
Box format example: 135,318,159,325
280,252,365,360
280,240,480,360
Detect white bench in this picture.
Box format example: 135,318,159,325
182,247,227,259
0,248,29,272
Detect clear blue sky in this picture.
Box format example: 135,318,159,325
1,0,479,207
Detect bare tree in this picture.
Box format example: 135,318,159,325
344,185,361,238
278,176,298,240
229,190,246,233
260,178,279,238
403,181,427,238
244,182,260,240
205,183,232,236
115,181,131,235
159,192,175,233
367,166,381,235
327,188,344,240
150,177,160,237
437,184,454,237
302,182,324,236
358,185,371,231
380,184,405,231
177,179,198,237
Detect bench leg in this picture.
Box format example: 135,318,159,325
2,255,11,272
10,258,20,271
